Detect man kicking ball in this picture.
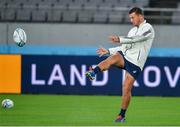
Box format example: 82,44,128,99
86,7,155,123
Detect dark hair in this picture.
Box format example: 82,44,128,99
129,7,144,15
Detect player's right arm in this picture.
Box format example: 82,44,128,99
96,46,109,57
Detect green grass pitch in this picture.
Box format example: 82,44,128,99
0,94,180,126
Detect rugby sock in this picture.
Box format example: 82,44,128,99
119,108,126,117
93,66,101,74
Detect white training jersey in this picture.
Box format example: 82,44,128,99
109,20,155,70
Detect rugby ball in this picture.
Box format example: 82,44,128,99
13,28,27,47
1,99,14,109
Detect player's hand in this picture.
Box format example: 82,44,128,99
96,46,109,57
108,35,120,43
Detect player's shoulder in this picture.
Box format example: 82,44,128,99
143,22,153,29
143,22,155,35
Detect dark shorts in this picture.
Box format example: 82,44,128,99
118,51,141,79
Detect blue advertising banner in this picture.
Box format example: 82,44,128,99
22,55,180,96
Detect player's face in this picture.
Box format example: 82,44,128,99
129,12,143,26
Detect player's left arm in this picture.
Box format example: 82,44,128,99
120,25,154,44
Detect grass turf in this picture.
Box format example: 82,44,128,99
0,94,180,126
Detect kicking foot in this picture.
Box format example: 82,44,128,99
85,67,96,80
